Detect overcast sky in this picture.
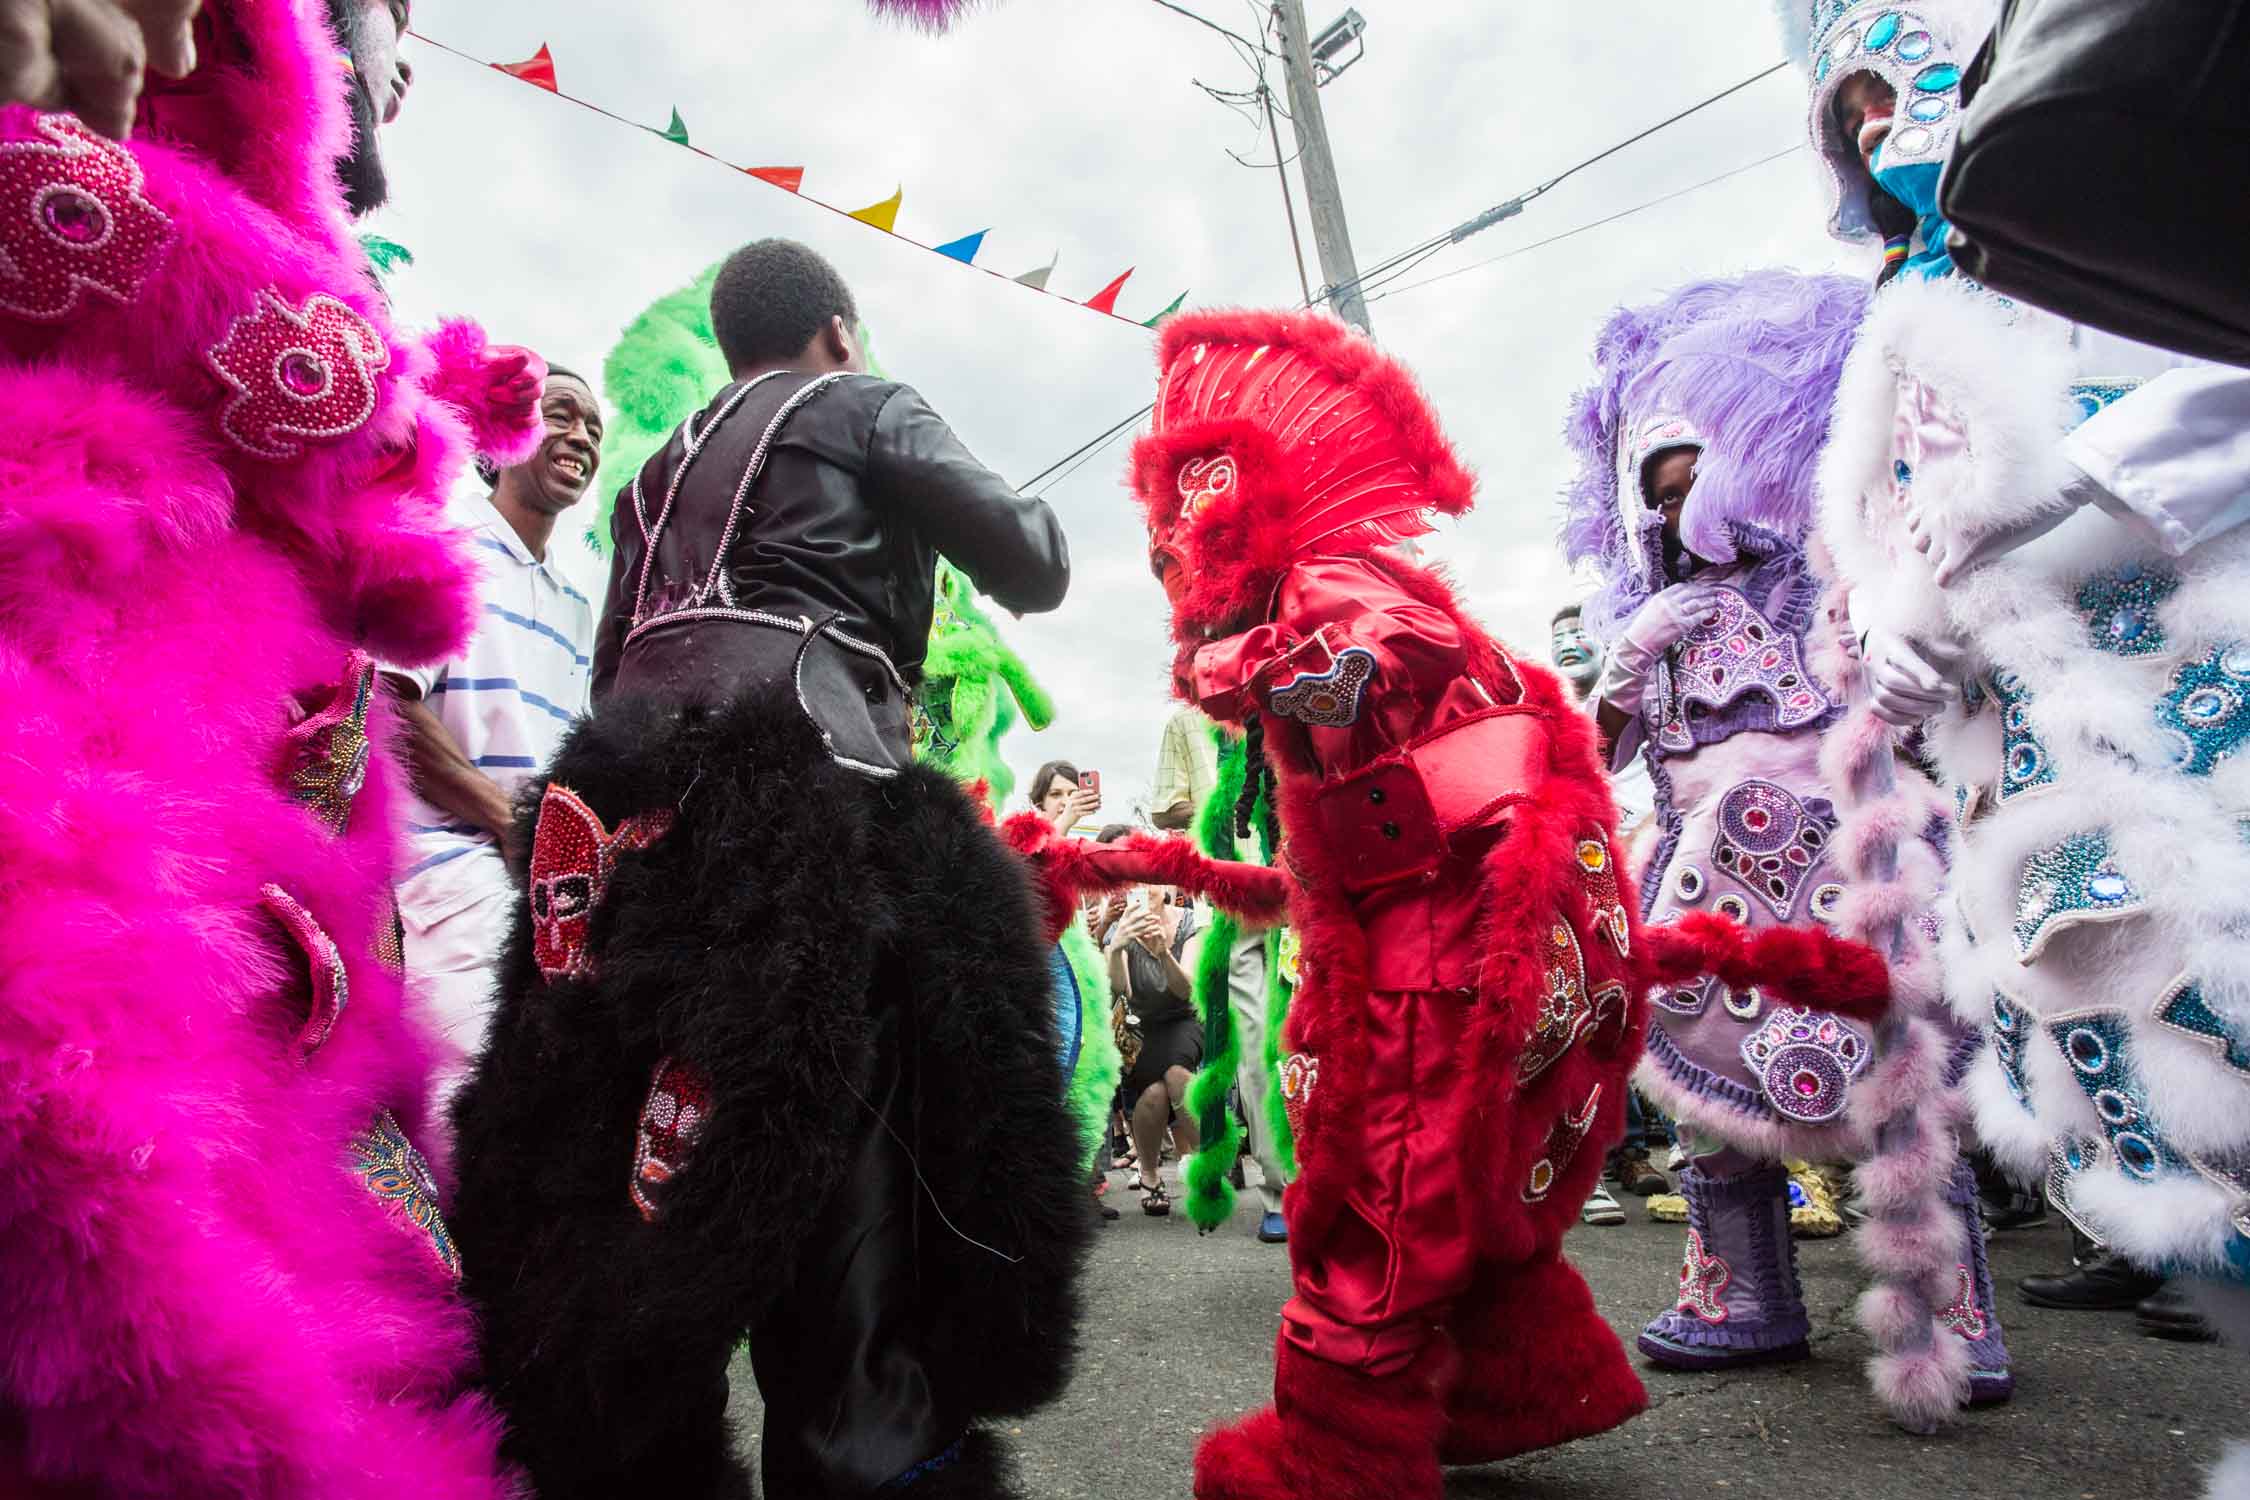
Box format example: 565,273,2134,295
379,0,1862,822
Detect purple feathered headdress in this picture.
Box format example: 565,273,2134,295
1559,270,1870,639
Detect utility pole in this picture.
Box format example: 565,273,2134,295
1270,0,1372,333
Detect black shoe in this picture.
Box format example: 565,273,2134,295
1983,1199,2050,1233
2018,1252,2163,1310
2136,1284,2219,1342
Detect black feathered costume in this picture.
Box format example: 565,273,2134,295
447,368,1082,1499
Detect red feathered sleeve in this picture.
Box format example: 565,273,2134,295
1000,811,1291,944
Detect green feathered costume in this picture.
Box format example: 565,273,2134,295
1180,730,1299,1230
590,257,1119,1156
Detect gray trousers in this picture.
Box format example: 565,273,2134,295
1229,929,1289,1215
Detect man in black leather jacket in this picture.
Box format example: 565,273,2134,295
592,239,1069,772
449,241,1091,1499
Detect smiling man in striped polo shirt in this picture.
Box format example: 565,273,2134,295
385,365,605,1100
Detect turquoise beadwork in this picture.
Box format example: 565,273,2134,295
2076,561,2179,659
2153,977,2250,1079
1915,62,1962,92
1865,12,1901,51
1908,96,1951,122
1896,30,1933,61
1990,671,2056,803
2156,647,2250,776
1991,991,2035,1111
2045,1009,2190,1183
2014,831,2142,962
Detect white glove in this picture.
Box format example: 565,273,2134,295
1905,474,2106,587
1596,582,1725,716
1863,628,1967,726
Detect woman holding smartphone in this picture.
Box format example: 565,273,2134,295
1111,885,1203,1215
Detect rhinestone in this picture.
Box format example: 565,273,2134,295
39,185,108,246
279,350,331,397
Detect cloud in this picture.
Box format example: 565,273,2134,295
381,0,1859,820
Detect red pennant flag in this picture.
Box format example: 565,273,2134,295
494,44,558,93
1083,268,1135,316
747,166,804,193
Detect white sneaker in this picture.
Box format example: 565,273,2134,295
1581,1182,1626,1226
1665,1143,1688,1172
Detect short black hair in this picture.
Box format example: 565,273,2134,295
544,363,590,391
710,239,859,373
1551,603,1584,627
1095,824,1135,845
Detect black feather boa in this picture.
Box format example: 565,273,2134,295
447,691,1089,1496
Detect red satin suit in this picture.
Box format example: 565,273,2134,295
1193,551,1651,1436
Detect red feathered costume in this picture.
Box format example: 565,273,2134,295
1127,312,1889,1500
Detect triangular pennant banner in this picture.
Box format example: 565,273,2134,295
1083,267,1135,316
660,108,690,146
1142,290,1188,328
747,166,804,193
495,43,558,92
1014,254,1058,291
933,230,988,265
848,187,904,233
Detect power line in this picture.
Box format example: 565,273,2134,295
1366,145,1804,305
1319,59,1791,309
1016,58,1798,494
1018,403,1156,493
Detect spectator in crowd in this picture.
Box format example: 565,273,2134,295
1151,703,1219,831
1111,884,1202,1216
1032,757,1103,835
384,365,604,1101
1153,707,1293,1242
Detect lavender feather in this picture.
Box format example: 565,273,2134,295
1557,271,1869,640
1627,272,1870,568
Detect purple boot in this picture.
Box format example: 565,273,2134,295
1638,1159,1811,1370
1941,1160,2014,1405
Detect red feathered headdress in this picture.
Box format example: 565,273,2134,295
1129,309,1475,639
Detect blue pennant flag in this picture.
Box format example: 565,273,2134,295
933,229,988,265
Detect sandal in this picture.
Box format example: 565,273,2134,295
1142,1180,1171,1216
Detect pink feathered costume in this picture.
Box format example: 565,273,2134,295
0,5,540,1495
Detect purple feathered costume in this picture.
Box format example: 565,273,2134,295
1560,270,2011,1424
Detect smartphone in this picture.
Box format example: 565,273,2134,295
1078,769,1101,797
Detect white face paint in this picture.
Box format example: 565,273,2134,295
343,0,413,127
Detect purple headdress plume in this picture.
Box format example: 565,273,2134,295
1559,271,1869,640
865,0,989,30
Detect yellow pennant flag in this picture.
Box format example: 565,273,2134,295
848,186,904,233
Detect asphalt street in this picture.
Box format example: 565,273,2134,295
730,1163,2246,1498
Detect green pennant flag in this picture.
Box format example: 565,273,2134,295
661,108,690,147
1142,290,1188,328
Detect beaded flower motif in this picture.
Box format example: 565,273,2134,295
0,112,173,322
205,288,391,461
1740,1006,1870,1125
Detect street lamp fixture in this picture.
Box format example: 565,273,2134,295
1310,8,1366,85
